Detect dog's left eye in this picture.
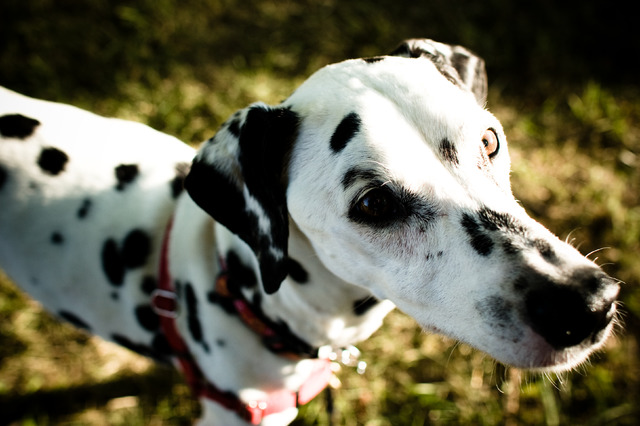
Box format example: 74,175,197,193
350,188,403,226
482,128,499,158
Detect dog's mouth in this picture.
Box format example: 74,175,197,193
515,268,619,370
414,266,620,371
505,313,618,372
422,308,617,372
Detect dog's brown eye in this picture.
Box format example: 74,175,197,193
350,188,402,225
482,128,499,158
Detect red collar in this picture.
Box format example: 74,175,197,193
151,217,333,424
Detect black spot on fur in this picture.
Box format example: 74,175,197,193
216,339,226,347
59,310,91,331
342,167,380,190
264,313,317,357
226,250,258,290
533,239,558,263
439,138,459,165
101,230,150,286
170,162,191,198
51,232,64,245
121,229,151,269
135,305,160,332
38,147,68,175
476,296,514,325
513,276,528,291
353,297,380,316
102,238,125,286
0,114,40,139
287,258,308,284
461,213,494,256
185,283,208,352
151,333,173,358
363,56,386,63
478,208,526,235
141,276,157,295
77,198,92,219
502,240,518,255
330,112,361,153
115,164,139,191
207,290,236,314
0,166,7,190
111,334,160,359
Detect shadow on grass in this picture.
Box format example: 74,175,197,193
0,366,194,424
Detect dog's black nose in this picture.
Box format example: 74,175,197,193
524,269,618,349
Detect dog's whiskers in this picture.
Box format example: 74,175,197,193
585,246,610,260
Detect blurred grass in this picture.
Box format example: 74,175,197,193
1,1,639,425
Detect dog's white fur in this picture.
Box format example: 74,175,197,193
0,39,619,425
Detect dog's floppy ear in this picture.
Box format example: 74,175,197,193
390,38,488,105
184,103,300,294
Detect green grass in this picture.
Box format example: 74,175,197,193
1,1,639,424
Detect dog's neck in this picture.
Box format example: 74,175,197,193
215,220,395,351
169,197,394,423
170,195,394,354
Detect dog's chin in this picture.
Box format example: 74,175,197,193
424,322,614,373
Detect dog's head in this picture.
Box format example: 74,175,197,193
185,39,619,371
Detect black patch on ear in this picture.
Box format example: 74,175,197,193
439,138,459,165
287,258,309,284
227,116,242,137
121,229,151,268
135,304,160,332
389,42,421,58
353,297,380,316
115,164,139,191
185,106,300,294
59,310,91,331
450,52,470,82
77,198,92,219
461,213,494,256
170,162,191,198
330,112,361,153
38,147,68,175
390,39,488,105
363,56,385,63
0,166,6,190
0,114,40,139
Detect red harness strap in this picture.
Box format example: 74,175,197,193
152,218,332,424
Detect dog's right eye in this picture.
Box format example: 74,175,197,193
349,187,403,226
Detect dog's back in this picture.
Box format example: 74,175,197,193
0,87,194,351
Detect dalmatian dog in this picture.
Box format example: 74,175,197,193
0,39,619,425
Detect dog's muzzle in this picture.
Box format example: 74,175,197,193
522,267,619,350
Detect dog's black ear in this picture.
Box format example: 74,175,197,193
184,103,300,294
390,38,488,105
